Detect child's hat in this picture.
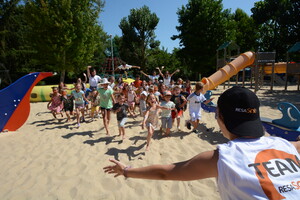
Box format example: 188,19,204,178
100,78,110,85
217,86,264,138
141,91,148,96
164,91,172,96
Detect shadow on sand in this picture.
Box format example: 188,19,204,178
62,130,99,139
196,124,229,145
105,142,146,161
83,135,123,145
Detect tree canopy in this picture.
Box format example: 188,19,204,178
172,0,230,77
24,0,105,81
1,0,299,85
118,5,160,68
251,0,300,60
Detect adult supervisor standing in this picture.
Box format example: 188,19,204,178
87,66,101,90
104,86,300,200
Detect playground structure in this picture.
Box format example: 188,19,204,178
202,91,300,141
261,102,300,141
0,72,53,132
216,42,300,92
201,51,255,93
200,47,300,141
30,84,74,102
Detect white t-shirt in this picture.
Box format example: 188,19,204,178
187,92,206,113
118,64,132,70
148,75,160,82
163,76,171,86
89,75,101,87
160,101,175,118
218,136,300,200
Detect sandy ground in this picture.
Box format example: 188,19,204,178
0,84,299,200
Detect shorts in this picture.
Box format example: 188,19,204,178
91,106,99,113
128,101,135,107
75,103,85,110
90,86,97,90
161,117,173,129
172,110,183,119
64,106,74,112
117,118,127,127
146,122,156,130
101,107,112,111
189,110,201,121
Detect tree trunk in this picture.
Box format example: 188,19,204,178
60,70,65,83
60,50,66,83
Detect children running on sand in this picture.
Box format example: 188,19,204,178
112,94,134,140
186,82,213,133
61,89,74,122
70,83,90,127
88,89,100,120
47,87,64,119
142,94,172,151
104,86,300,200
171,85,187,131
97,78,115,135
126,85,137,116
139,91,148,116
160,91,175,136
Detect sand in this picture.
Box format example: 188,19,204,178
0,84,299,200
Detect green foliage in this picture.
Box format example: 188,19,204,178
0,0,34,78
119,5,160,67
232,8,258,53
24,0,105,81
251,0,300,61
146,47,189,78
172,0,229,78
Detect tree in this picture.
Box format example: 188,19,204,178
24,0,105,82
0,0,33,80
146,47,188,79
172,0,230,78
232,8,258,53
119,5,160,68
251,0,300,60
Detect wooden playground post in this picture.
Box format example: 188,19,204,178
270,62,275,91
254,65,259,93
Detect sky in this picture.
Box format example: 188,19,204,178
99,0,259,52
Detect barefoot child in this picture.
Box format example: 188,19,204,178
47,87,64,119
88,89,100,119
61,89,74,122
70,83,90,127
171,85,187,131
186,82,213,133
112,94,133,140
97,78,115,135
127,85,137,116
160,91,175,136
139,91,148,116
142,94,171,150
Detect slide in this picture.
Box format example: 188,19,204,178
201,51,255,92
263,62,287,74
0,72,53,132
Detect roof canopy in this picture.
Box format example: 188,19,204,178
288,42,300,53
217,41,240,51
